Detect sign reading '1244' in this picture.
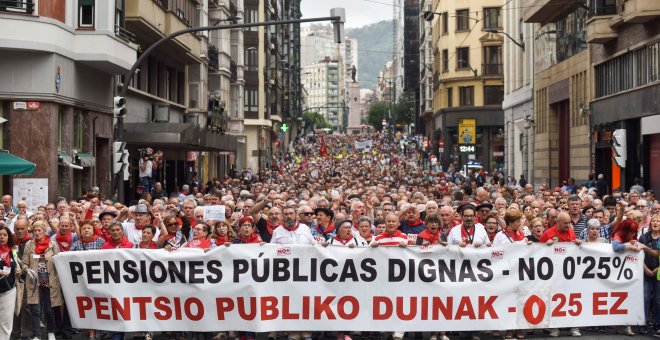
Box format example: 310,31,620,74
459,145,475,153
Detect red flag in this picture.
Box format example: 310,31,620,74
319,134,328,157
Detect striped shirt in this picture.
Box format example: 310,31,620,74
370,230,409,246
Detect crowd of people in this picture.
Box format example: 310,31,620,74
0,131,658,340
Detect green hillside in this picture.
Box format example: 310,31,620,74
347,20,394,91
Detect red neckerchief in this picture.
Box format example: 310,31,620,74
55,232,72,251
135,224,144,231
80,235,100,244
333,234,354,245
505,229,526,242
0,244,10,267
238,233,261,244
215,235,230,245
380,229,405,238
184,238,211,249
487,232,497,242
266,220,283,235
405,218,424,228
283,222,300,232
139,241,158,249
103,237,133,249
417,229,441,244
316,222,336,235
34,237,50,255
16,233,32,247
461,225,476,244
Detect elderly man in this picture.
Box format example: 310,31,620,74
447,205,489,247
422,200,439,220
298,205,316,229
399,204,425,235
1,195,18,215
121,204,161,245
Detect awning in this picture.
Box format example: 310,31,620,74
0,151,35,175
124,123,237,152
75,153,96,167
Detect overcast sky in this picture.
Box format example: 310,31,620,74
300,0,393,28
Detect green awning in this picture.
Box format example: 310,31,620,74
75,153,96,167
0,152,35,175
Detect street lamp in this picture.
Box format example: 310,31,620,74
213,16,242,25
485,29,525,51
115,10,345,202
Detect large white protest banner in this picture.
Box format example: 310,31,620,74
53,243,644,332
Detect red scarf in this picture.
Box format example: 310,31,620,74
487,232,497,242
238,233,261,244
102,237,133,249
34,237,50,255
461,225,476,244
405,218,424,228
184,238,211,249
55,232,73,251
316,222,336,235
417,229,441,244
0,244,10,267
16,233,32,247
139,241,158,249
80,234,100,244
284,222,300,232
266,220,283,235
505,229,526,242
333,234,354,245
215,235,230,245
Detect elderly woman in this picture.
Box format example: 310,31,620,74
584,219,607,243
493,209,531,245
21,221,62,340
74,221,105,250
526,218,544,243
183,223,213,249
416,213,447,245
232,216,262,244
162,214,192,251
0,225,19,339
399,204,425,235
325,220,367,247
213,221,237,247
484,215,500,243
355,216,374,244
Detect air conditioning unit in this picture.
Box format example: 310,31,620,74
153,103,170,122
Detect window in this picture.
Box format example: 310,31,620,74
456,9,469,31
483,8,501,29
246,9,258,31
78,0,95,28
244,88,258,112
442,12,448,34
484,86,504,105
447,87,453,108
74,111,84,150
457,48,469,69
442,49,449,72
595,41,660,97
245,48,257,71
459,86,474,106
482,46,502,75
115,0,124,27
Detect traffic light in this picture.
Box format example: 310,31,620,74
113,141,129,175
612,129,626,168
113,96,126,117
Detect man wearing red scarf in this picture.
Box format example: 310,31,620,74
250,194,284,242
371,214,410,247
122,204,158,245
400,204,425,235
102,223,134,249
50,216,80,252
270,206,315,245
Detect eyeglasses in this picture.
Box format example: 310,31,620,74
301,212,314,216
166,223,178,227
240,223,253,227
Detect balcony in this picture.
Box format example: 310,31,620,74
230,59,237,82
623,0,660,23
115,25,136,44
482,63,503,76
0,0,35,14
586,14,618,44
524,0,580,25
208,45,219,71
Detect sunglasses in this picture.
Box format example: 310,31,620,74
301,212,314,216
166,223,178,227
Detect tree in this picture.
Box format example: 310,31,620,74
392,91,416,127
366,101,390,131
302,111,330,131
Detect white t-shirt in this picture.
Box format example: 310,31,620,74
139,159,153,178
270,223,315,245
446,223,489,245
122,221,160,245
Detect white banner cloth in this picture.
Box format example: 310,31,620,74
53,243,644,332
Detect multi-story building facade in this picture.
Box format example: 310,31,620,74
586,0,660,193
0,0,136,202
430,0,505,172
502,0,535,183
525,1,591,187
302,58,342,128
243,0,301,171
419,0,435,142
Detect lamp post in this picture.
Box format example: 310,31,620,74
115,11,345,202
